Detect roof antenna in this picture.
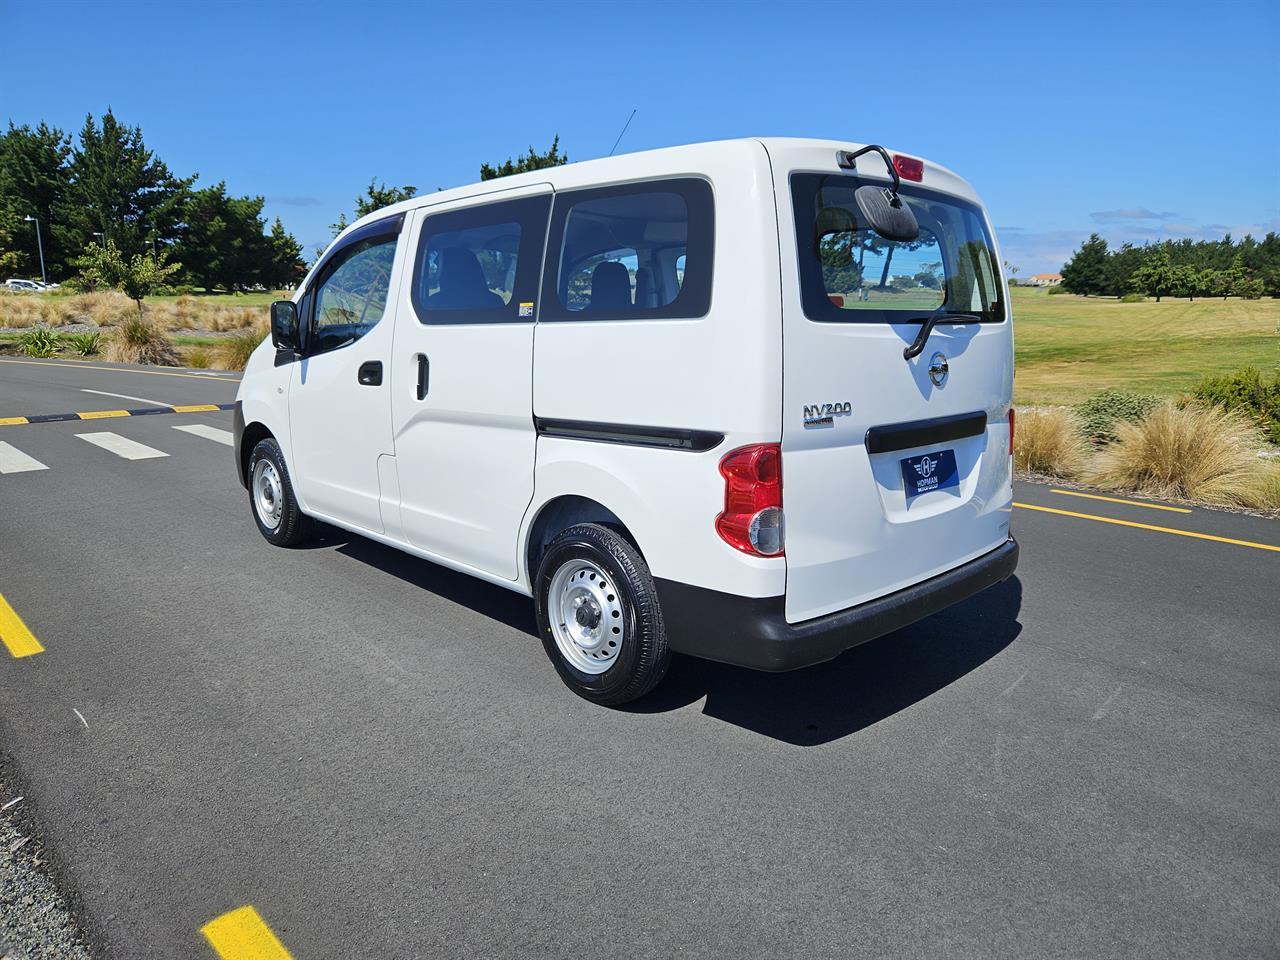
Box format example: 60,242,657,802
608,108,637,157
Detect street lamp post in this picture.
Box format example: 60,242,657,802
22,216,47,286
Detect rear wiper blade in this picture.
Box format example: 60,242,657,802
902,313,984,361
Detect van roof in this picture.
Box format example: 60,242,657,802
334,136,980,245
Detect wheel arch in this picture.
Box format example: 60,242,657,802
523,495,641,588
238,420,275,486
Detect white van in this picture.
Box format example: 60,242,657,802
235,138,1018,705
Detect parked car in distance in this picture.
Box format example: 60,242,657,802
234,137,1019,705
4,278,47,292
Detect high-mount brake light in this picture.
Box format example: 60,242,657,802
893,154,924,182
715,444,784,557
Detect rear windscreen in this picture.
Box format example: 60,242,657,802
790,173,1004,324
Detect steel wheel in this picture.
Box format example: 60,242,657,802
547,558,625,675
251,456,283,531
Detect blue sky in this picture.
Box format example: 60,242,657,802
3,0,1277,273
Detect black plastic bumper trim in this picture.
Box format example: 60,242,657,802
232,400,246,489
655,537,1019,671
535,417,724,452
864,410,987,455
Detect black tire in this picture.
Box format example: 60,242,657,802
534,523,670,706
246,437,312,547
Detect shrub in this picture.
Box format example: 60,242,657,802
186,346,212,369
19,327,62,357
1013,408,1087,478
1047,285,1070,295
1075,388,1161,444
1088,402,1276,508
67,331,102,356
1192,366,1280,445
219,328,267,371
1119,292,1146,303
104,316,180,366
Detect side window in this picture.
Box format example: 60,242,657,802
412,194,552,324
540,178,714,322
308,223,401,355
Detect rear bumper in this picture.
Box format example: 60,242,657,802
655,537,1019,671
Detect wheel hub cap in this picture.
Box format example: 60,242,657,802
251,458,283,530
548,560,624,675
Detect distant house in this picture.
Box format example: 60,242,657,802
1028,273,1063,287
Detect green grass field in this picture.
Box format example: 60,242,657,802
1011,286,1279,406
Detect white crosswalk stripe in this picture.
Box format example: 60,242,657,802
0,441,48,474
75,432,169,461
172,424,234,446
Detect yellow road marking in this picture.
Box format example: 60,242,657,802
0,593,44,658
201,906,292,960
1014,502,1280,553
172,404,221,413
1049,488,1192,513
0,358,238,383
0,417,29,426
76,409,131,420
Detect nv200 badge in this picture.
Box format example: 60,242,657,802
802,402,852,428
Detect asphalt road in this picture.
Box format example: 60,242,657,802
0,358,1277,959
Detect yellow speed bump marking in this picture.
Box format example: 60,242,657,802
172,404,221,413
0,593,44,658
0,417,29,426
201,906,293,960
76,409,131,420
1049,488,1192,513
1014,502,1280,553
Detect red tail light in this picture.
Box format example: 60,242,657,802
893,154,924,182
1008,408,1016,458
716,444,784,556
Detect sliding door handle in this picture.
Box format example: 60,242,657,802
358,360,382,386
415,354,429,400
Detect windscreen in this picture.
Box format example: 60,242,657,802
791,173,1004,324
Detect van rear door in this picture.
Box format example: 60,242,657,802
773,149,1013,623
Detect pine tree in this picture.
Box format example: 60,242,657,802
480,136,568,181
0,122,73,277
265,217,306,289
1130,249,1176,302
57,110,193,261
1060,233,1109,296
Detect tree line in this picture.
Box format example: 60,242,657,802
0,110,306,290
1060,232,1279,301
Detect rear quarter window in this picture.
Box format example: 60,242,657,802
539,178,714,322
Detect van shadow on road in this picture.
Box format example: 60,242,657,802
325,527,1022,747
636,577,1023,745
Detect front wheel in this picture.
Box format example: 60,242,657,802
534,524,670,706
247,437,312,547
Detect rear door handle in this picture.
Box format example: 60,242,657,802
358,360,382,386
416,354,429,400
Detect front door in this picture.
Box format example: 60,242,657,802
289,216,406,533
391,184,552,580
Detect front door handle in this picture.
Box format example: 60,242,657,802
416,354,429,400
358,360,382,386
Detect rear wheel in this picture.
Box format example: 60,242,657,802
534,523,670,705
247,437,311,547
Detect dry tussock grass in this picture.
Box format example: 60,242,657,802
1088,402,1278,508
0,291,267,332
103,316,180,366
219,321,269,371
1014,408,1087,478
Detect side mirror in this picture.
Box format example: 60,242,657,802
270,300,300,352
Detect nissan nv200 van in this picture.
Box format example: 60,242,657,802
235,138,1019,705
